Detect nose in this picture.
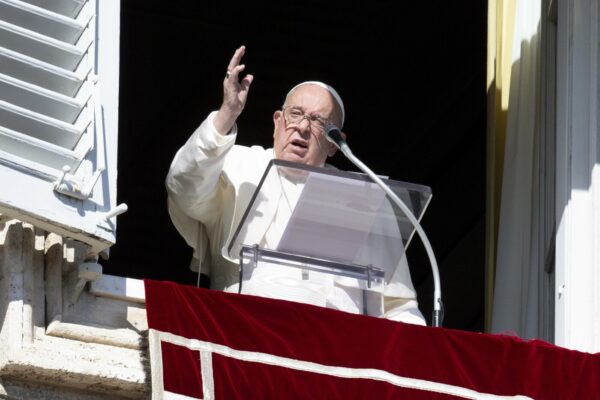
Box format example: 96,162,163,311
296,116,312,137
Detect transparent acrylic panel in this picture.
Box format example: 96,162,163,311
238,245,386,315
227,160,432,284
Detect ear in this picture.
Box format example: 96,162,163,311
327,143,338,157
327,131,347,157
273,110,283,138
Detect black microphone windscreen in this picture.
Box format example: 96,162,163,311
325,125,345,148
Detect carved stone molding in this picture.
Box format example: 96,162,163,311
0,220,149,399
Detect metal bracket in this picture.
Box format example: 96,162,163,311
53,165,105,200
252,243,259,266
99,203,128,223
238,253,244,294
96,203,128,231
366,264,373,289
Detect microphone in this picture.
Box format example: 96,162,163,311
327,126,443,327
324,124,346,149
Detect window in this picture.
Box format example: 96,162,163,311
0,0,122,255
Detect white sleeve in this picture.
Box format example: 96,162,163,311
166,111,237,224
383,297,427,326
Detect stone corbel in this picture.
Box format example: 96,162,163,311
44,234,147,350
0,220,148,398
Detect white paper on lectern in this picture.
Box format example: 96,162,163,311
276,173,386,264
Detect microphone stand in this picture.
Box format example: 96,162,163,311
326,126,444,327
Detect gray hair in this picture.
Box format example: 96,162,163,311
285,81,345,128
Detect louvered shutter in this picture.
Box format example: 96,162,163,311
0,0,123,255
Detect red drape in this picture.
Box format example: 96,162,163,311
145,279,600,399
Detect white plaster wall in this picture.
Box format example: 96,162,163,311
555,0,600,353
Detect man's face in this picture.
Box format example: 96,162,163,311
272,84,339,166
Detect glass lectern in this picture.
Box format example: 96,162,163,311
226,159,432,315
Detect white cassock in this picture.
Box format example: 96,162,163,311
166,111,426,325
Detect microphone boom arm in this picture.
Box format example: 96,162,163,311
326,126,443,327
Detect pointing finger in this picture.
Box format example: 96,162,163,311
226,45,246,73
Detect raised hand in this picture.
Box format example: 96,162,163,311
214,46,254,135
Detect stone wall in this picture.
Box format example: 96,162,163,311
0,219,148,399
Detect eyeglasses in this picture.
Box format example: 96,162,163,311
282,106,329,134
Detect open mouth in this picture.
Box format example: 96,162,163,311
290,139,308,150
